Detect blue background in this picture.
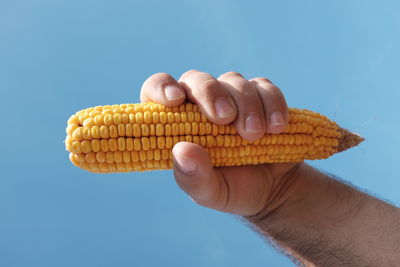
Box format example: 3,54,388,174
1,0,399,266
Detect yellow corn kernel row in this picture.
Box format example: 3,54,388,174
70,144,332,164
68,103,337,129
67,121,339,142
65,134,338,155
65,102,363,173
69,146,332,173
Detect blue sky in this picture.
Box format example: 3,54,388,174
1,0,399,266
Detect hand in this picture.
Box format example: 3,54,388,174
140,70,300,216
142,70,400,265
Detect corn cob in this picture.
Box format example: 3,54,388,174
65,102,364,173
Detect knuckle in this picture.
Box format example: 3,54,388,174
219,71,243,79
264,83,280,93
254,79,280,94
143,73,175,88
191,193,220,209
251,77,273,84
180,69,201,80
266,85,285,100
197,78,221,95
151,72,174,82
235,79,252,94
191,197,209,207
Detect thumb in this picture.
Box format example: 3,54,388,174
172,142,227,210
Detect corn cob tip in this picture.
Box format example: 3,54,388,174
337,127,364,153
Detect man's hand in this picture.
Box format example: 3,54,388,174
140,70,298,216
140,70,400,266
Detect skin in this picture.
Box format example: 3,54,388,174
140,70,400,266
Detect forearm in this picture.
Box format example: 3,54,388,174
246,163,400,266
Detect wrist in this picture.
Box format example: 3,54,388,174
246,163,358,227
245,162,309,224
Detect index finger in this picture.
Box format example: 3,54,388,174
140,72,186,106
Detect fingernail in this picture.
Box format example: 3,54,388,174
173,152,197,174
215,98,235,118
165,85,184,101
269,111,285,133
245,113,263,133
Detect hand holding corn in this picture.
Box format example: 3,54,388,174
66,72,363,174
65,71,400,266
65,70,364,214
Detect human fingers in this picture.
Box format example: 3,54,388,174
217,71,267,141
172,142,276,216
140,72,186,106
249,78,288,134
172,142,228,210
178,70,237,125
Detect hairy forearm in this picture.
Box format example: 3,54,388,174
246,163,400,266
